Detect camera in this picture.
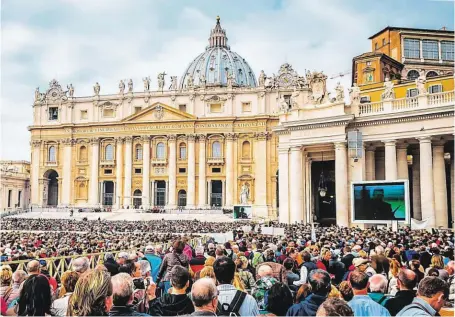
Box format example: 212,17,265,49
133,277,151,290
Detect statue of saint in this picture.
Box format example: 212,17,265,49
416,71,427,95
200,74,206,88
34,87,41,101
170,76,178,90
93,82,100,95
67,84,74,97
186,74,194,89
240,183,249,204
157,72,166,90
128,79,133,92
279,95,289,112
226,73,234,89
258,70,266,86
335,82,344,102
119,80,125,94
381,77,395,100
348,83,360,105
143,77,150,91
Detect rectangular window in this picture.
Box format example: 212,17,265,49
134,107,142,114
103,109,114,117
18,191,21,207
179,168,186,173
48,107,58,120
8,190,12,207
404,38,420,59
134,168,142,174
428,85,442,94
104,169,113,175
441,41,454,61
360,96,370,103
422,40,439,60
407,88,418,98
242,102,251,112
210,104,222,113
179,104,187,112
212,168,221,173
80,110,88,120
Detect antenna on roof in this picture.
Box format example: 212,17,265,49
440,26,447,30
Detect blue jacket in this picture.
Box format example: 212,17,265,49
144,253,162,282
286,293,327,316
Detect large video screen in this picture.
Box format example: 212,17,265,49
233,205,252,220
352,181,408,222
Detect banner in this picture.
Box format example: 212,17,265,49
411,218,429,230
261,226,285,236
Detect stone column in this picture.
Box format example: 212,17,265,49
278,148,290,223
123,136,133,207
187,134,196,208
335,142,349,227
167,135,177,208
397,143,409,180
225,133,235,208
419,137,435,227
150,181,155,207
411,149,422,219
433,141,448,228
89,138,100,206
365,145,376,181
61,138,74,206
142,136,151,209
207,180,211,207
31,140,41,205
115,137,124,209
198,135,207,208
451,153,454,228
384,140,398,180
289,146,303,223
254,132,268,218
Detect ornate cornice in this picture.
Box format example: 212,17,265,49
114,137,125,144
89,137,99,145
352,111,454,128
187,134,196,142
124,136,133,143
76,139,89,144
140,135,152,142
225,133,236,141
255,132,268,141
168,134,177,142
31,140,42,148
61,138,76,145
197,134,207,142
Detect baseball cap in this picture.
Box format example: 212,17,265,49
118,252,129,259
353,258,370,267
145,245,154,253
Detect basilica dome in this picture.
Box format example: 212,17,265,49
179,17,257,89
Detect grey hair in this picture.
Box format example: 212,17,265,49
369,274,388,293
111,273,134,306
72,257,90,273
375,245,385,255
139,260,151,277
191,278,218,307
26,260,40,273
12,270,27,284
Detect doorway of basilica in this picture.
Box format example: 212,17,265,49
45,170,59,206
102,181,114,206
311,161,336,225
210,180,222,207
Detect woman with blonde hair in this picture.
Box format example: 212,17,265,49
67,269,113,316
199,266,216,281
424,254,444,275
388,258,401,295
53,271,79,316
0,265,13,298
236,256,255,290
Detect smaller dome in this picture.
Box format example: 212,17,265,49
180,17,257,89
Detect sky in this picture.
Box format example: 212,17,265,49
1,0,454,160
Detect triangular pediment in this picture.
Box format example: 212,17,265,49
123,103,196,122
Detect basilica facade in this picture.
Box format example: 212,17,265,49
29,18,305,218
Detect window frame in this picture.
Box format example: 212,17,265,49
48,107,59,121
179,142,187,160
80,110,88,120
156,142,166,159
428,84,443,94
212,141,222,158
135,144,143,161
422,40,439,60
404,38,420,59
441,41,454,61
406,88,419,98
48,146,56,162
407,70,420,81
105,144,114,161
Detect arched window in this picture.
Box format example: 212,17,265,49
179,143,187,160
212,141,221,158
105,144,114,160
79,146,87,161
407,70,419,81
242,141,251,159
156,142,165,159
426,71,438,78
135,144,143,160
48,146,56,162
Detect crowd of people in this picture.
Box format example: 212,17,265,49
0,216,454,316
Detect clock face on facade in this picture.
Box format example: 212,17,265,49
278,73,294,87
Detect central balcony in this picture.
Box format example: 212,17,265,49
100,159,115,167
151,158,167,166
207,157,225,166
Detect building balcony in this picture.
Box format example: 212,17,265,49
45,161,58,167
357,90,454,117
207,157,225,166
151,158,167,166
100,159,115,167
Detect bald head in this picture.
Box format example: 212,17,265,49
369,274,388,293
398,269,417,290
191,278,218,308
27,260,40,274
257,264,273,278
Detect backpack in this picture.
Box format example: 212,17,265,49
251,252,264,268
216,290,246,316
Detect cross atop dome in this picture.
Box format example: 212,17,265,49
208,16,229,49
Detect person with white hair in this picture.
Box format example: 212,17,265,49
109,273,150,316
72,257,90,275
139,260,151,278
190,246,206,274
143,245,162,282
368,274,389,305
4,270,27,306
